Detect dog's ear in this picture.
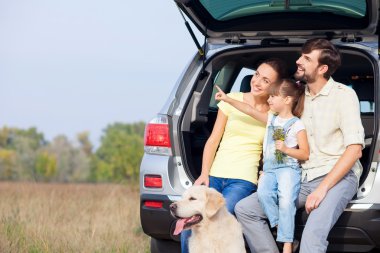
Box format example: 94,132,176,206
205,188,225,218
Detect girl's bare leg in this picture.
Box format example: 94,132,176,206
283,242,292,253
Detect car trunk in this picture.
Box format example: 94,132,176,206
179,43,378,197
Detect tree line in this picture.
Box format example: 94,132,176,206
0,122,145,182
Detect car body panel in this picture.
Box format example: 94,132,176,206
175,0,378,39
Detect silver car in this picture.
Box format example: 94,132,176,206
140,0,379,252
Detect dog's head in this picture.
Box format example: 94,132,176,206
170,185,225,235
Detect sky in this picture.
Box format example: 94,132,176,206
0,0,203,147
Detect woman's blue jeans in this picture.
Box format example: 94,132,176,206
180,176,257,253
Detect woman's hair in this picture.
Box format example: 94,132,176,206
269,78,306,117
259,58,289,83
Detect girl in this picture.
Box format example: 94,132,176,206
215,78,309,253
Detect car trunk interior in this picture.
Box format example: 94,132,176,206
180,45,377,192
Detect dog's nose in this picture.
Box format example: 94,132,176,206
170,203,177,211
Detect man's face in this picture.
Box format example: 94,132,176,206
294,50,322,83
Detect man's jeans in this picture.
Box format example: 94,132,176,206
180,176,256,253
235,170,358,253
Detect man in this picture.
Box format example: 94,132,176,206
235,38,365,253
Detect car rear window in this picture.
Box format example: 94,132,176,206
199,0,366,21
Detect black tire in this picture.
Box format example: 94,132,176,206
150,238,180,253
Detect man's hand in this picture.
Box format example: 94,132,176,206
194,173,209,186
305,186,328,214
214,85,229,102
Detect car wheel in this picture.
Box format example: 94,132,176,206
150,237,180,253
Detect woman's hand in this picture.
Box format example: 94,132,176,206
214,85,229,102
194,173,209,186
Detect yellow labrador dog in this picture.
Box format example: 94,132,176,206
170,185,246,253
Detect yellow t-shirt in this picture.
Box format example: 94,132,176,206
209,92,266,185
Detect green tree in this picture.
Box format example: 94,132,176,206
77,131,93,156
47,135,90,182
35,151,57,181
91,122,145,182
0,149,17,179
0,127,46,150
0,127,11,147
0,127,47,180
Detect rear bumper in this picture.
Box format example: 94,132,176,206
140,193,180,241
140,191,380,251
295,204,380,252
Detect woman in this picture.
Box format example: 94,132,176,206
181,58,289,253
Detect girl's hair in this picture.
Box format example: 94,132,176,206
269,78,306,117
259,58,289,83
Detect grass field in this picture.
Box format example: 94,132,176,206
0,182,150,253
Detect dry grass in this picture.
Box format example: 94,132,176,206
0,182,150,253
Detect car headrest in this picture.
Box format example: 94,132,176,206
240,75,253,92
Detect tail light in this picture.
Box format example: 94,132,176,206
144,115,172,156
144,200,163,209
144,174,162,188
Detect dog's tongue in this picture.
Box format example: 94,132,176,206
173,218,187,235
